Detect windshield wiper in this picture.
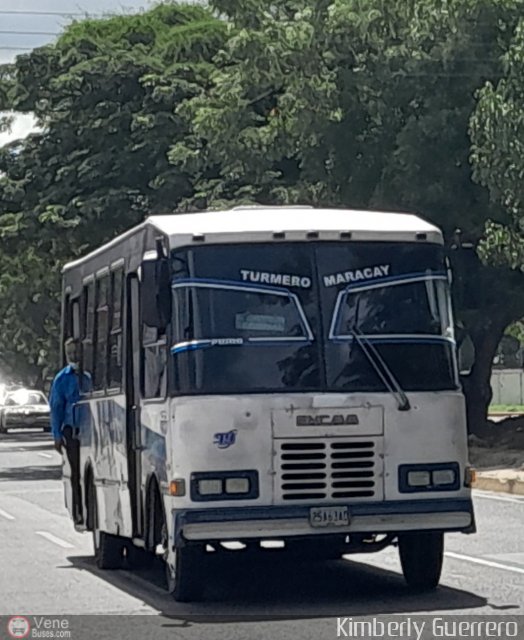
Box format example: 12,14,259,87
349,298,410,411
350,327,411,411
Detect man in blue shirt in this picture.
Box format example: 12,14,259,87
49,338,83,524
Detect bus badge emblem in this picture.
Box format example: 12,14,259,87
296,414,359,426
214,430,238,449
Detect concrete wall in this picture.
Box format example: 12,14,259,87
491,369,524,405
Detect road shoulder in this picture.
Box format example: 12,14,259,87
473,469,524,496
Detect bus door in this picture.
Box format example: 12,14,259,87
126,274,143,538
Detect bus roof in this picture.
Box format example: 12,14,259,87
150,206,441,238
63,206,443,272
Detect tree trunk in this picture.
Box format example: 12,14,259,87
462,310,511,434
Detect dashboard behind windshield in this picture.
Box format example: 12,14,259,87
170,242,458,395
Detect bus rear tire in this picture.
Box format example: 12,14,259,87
89,478,124,570
94,531,125,570
398,531,444,592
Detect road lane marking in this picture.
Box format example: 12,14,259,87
38,452,53,459
35,531,74,549
0,507,15,520
486,552,524,566
0,442,48,449
473,491,524,505
0,488,61,494
445,551,524,575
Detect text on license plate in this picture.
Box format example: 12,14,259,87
309,506,350,528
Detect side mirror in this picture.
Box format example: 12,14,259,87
448,244,482,311
140,257,172,330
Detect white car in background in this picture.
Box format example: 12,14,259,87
0,389,51,434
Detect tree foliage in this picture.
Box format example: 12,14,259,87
1,0,524,430
470,18,524,268
0,3,226,383
173,0,520,224
170,0,523,426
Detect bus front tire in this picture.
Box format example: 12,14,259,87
147,479,203,601
166,546,203,603
398,531,444,592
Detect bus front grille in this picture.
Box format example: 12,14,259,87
276,439,380,501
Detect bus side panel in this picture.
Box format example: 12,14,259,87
77,395,134,538
140,402,169,499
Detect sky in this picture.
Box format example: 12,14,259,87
0,0,160,144
0,113,38,147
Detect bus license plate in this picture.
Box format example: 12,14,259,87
309,506,350,528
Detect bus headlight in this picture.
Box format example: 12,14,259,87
399,463,460,493
190,470,259,501
198,479,223,495
225,477,250,494
407,470,431,487
432,469,456,486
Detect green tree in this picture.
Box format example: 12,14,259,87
374,0,524,430
470,18,524,266
171,0,523,428
0,2,226,384
1,0,522,431
467,17,524,423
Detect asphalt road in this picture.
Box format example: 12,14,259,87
0,430,523,640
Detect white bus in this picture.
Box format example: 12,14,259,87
61,206,475,601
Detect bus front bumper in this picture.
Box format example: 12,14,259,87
173,498,475,543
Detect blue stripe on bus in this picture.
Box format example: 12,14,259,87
171,340,313,354
171,278,292,295
329,336,455,346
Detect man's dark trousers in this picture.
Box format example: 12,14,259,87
62,425,82,524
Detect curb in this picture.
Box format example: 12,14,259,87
473,475,524,496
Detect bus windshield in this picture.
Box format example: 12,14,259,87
330,274,453,339
170,242,458,395
171,280,313,354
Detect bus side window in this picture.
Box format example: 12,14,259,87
63,296,82,360
63,294,77,367
93,274,110,391
142,323,167,399
82,281,95,380
109,269,123,390
72,300,80,339
63,294,73,342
